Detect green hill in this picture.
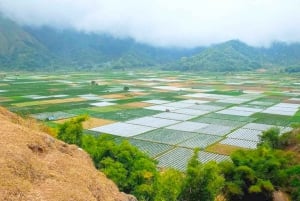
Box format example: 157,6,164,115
1,16,300,72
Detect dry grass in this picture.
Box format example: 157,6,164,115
55,117,115,129
206,143,245,156
0,107,134,201
121,102,153,108
13,97,86,107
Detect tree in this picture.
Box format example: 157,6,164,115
179,149,224,201
154,169,184,201
57,115,88,146
258,127,281,149
220,146,296,201
81,136,158,201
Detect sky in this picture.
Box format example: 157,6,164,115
0,0,299,48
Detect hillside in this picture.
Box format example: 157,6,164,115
0,107,136,201
0,16,300,71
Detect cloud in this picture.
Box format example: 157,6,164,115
0,0,299,47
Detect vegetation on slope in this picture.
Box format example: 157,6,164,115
1,16,300,71
56,116,300,201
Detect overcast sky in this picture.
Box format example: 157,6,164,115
0,0,299,48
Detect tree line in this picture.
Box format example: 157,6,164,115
57,116,300,201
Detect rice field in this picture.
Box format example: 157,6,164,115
1,71,300,170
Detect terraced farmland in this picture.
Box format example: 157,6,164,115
1,71,300,170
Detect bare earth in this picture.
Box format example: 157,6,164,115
0,107,136,201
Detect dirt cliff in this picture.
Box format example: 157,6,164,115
0,107,136,201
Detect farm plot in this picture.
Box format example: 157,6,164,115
252,113,292,126
187,104,223,112
92,108,161,121
173,108,210,116
220,138,257,149
126,116,179,128
261,103,300,116
167,121,209,132
227,128,262,142
197,151,230,163
31,111,76,120
90,122,155,137
205,113,256,122
125,138,174,158
144,105,179,112
178,134,222,149
134,128,198,145
142,99,171,104
90,102,116,107
13,97,86,107
191,117,246,127
156,147,193,171
217,97,251,104
153,112,195,121
195,124,234,136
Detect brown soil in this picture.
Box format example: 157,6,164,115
283,99,300,104
121,102,153,108
206,143,245,156
55,117,115,129
0,107,136,201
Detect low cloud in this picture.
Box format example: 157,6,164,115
0,0,299,47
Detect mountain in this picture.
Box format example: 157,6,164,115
169,40,262,71
169,40,300,71
0,15,300,71
0,106,136,201
0,17,52,70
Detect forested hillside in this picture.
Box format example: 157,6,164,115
1,15,300,71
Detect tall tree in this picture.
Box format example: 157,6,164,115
180,149,224,201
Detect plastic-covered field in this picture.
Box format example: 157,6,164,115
191,117,246,127
90,122,155,137
195,124,234,136
153,112,195,121
144,105,179,112
227,128,262,141
91,108,160,121
187,104,223,112
156,147,193,171
167,121,209,132
197,151,230,163
262,103,300,116
126,138,174,157
178,134,222,148
134,128,198,145
126,116,179,128
173,108,210,116
242,123,276,131
220,138,258,149
90,101,116,107
204,113,256,122
157,147,229,171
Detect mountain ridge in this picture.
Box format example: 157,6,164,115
0,16,300,71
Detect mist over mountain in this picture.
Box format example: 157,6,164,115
0,16,300,72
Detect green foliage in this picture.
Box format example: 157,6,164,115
154,169,184,201
285,165,300,200
57,115,88,146
179,149,225,201
258,127,281,149
220,147,296,201
81,135,158,200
